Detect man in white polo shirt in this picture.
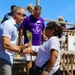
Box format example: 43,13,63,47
0,6,33,75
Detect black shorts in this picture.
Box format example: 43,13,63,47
53,68,60,75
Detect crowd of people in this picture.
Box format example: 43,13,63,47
0,4,65,75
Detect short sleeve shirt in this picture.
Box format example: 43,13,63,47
21,15,45,45
0,18,18,64
35,36,60,75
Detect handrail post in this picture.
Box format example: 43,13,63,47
36,0,40,6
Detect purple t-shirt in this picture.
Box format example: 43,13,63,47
21,15,45,45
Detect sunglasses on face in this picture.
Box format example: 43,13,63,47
17,12,26,17
34,11,41,15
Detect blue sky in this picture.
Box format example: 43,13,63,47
0,0,75,28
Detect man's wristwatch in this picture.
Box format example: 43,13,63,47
19,48,23,53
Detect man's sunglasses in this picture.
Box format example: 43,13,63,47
17,12,26,17
34,11,41,15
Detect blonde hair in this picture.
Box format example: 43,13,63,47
27,4,34,10
58,16,64,21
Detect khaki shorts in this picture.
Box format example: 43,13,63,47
25,45,40,61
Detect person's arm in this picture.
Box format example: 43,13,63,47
18,27,24,46
1,14,8,24
42,49,58,75
42,20,48,41
2,36,33,54
18,17,29,45
42,28,48,40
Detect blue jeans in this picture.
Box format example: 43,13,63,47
0,58,12,75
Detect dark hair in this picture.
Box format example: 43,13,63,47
34,6,42,10
11,5,17,10
46,21,63,38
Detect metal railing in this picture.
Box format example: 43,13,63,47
44,18,75,26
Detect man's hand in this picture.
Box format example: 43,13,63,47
20,47,33,55
30,51,37,56
22,43,31,49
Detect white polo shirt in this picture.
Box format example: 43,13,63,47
0,18,18,64
35,36,60,75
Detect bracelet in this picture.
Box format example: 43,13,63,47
19,48,23,53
